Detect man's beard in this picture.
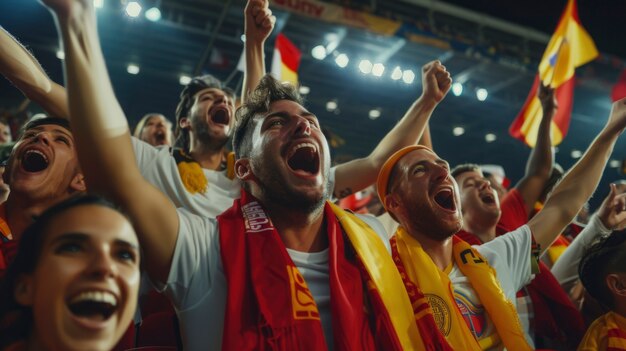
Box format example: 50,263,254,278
253,159,330,214
191,117,229,150
403,198,462,242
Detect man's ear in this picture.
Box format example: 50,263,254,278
235,159,254,181
70,173,87,193
607,273,626,297
14,275,34,306
179,117,191,130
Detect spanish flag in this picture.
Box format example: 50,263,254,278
509,0,598,147
270,33,301,85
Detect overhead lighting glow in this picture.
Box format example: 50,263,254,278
358,60,372,74
453,126,465,136
145,7,161,21
299,85,310,95
127,64,140,75
240,34,246,42
485,133,496,143
125,1,142,17
93,0,104,8
369,108,381,120
571,149,582,159
476,88,488,101
610,159,620,168
311,45,326,60
372,63,385,77
335,53,349,68
391,66,402,80
56,49,65,60
179,75,191,85
402,70,415,84
452,82,463,96
326,100,338,112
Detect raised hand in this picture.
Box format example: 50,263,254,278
604,97,626,135
244,0,275,45
39,0,91,20
597,183,626,231
420,60,451,104
538,82,558,114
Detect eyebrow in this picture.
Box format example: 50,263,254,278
49,232,139,250
27,127,73,139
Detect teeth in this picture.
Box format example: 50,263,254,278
70,291,117,306
289,143,317,156
25,149,48,162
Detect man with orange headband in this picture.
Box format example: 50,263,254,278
376,96,626,350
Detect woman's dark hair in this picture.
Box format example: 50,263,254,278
579,229,626,310
0,195,124,348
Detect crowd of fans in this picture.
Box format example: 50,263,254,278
0,0,625,350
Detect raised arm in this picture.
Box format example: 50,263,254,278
42,0,179,283
333,60,451,198
529,98,626,254
241,0,274,102
515,83,556,215
0,26,68,118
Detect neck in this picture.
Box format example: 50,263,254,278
462,215,497,244
406,226,453,270
264,200,327,253
189,138,225,170
5,195,52,241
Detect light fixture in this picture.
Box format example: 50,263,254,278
326,100,338,112
369,108,381,120
610,159,620,168
453,126,465,136
485,133,496,142
372,63,385,77
476,88,488,101
145,7,161,21
452,82,463,96
358,60,372,74
240,34,246,42
179,75,191,85
402,70,415,84
93,0,104,8
335,53,349,68
299,85,310,95
127,64,140,75
56,49,65,60
125,1,142,17
391,66,402,80
311,45,326,60
571,150,582,158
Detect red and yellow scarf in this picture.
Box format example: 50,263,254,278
0,204,16,276
579,311,626,350
217,190,423,350
392,227,531,351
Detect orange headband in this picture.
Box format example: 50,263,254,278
376,145,432,211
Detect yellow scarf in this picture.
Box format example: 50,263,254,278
175,150,236,194
579,312,626,350
328,203,426,350
394,227,531,351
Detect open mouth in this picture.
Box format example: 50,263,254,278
434,188,456,212
287,143,320,175
211,108,230,126
154,131,166,144
21,149,49,173
480,193,496,205
67,291,118,322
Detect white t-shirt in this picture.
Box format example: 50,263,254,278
159,208,390,351
449,225,533,350
131,138,336,218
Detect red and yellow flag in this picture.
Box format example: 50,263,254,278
509,0,598,147
270,33,301,85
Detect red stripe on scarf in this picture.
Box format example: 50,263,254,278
218,190,395,350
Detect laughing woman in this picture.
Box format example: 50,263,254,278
0,195,140,351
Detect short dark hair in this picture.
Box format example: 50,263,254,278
451,163,482,179
174,75,224,152
579,230,626,309
232,75,303,160
0,195,126,348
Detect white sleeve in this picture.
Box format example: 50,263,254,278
551,214,611,291
480,225,533,291
156,207,222,311
131,135,160,170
